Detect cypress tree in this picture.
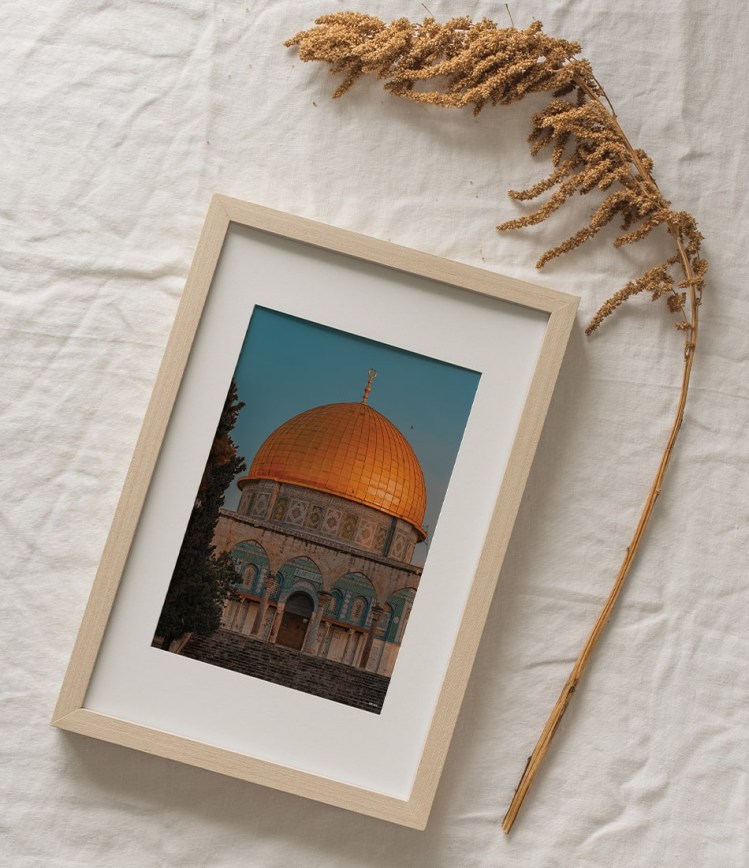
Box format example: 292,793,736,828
156,380,246,649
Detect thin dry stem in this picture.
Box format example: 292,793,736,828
286,12,706,832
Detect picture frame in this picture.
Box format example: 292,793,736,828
52,194,578,829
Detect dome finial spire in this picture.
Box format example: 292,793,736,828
361,368,378,404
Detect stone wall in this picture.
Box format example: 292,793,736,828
213,509,421,604
181,628,391,714
222,593,405,676
236,479,421,562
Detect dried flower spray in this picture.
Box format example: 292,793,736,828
286,13,707,831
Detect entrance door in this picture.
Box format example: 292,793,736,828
276,592,313,650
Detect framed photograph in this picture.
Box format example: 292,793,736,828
52,194,578,829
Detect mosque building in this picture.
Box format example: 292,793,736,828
210,371,426,678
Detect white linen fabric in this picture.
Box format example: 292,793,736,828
2,1,747,865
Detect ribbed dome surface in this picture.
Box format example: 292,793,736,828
240,402,426,535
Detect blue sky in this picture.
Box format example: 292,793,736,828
221,307,481,566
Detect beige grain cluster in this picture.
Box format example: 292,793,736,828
286,13,706,335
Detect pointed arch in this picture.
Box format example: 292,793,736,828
375,602,394,639
229,539,270,595
326,588,344,619
382,587,417,645
278,555,323,599
331,572,377,626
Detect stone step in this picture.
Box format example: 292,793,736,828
181,629,390,713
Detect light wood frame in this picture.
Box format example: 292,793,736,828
52,194,578,829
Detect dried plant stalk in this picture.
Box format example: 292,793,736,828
286,13,706,831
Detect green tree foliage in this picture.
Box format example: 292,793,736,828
156,380,246,649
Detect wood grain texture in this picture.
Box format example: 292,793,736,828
52,194,578,829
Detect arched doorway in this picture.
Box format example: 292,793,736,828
276,592,313,650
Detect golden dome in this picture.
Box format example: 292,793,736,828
240,401,427,536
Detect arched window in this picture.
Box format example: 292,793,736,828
326,591,341,618
351,596,368,625
331,572,376,625
376,604,393,639
229,541,269,592
384,587,417,644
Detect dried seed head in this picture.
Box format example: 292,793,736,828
287,13,705,335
